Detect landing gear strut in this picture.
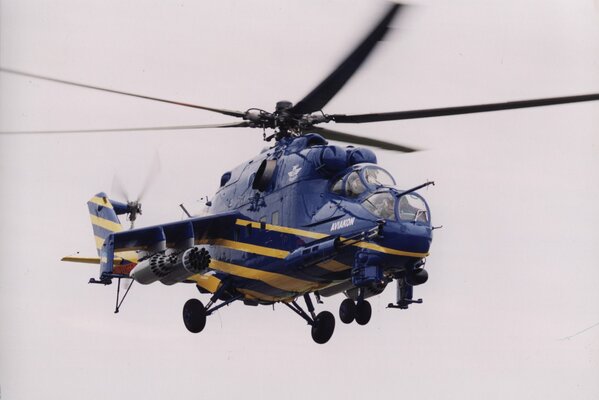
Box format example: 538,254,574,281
284,293,336,344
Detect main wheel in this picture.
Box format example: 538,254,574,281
182,298,206,333
339,298,356,324
311,311,336,344
355,300,372,326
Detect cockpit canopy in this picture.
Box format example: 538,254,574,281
330,164,430,223
330,165,395,198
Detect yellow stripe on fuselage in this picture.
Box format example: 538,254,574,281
238,288,294,302
88,196,114,209
352,241,428,258
187,273,222,293
90,215,122,232
235,218,429,259
95,235,104,250
317,259,351,272
209,259,318,293
197,238,289,259
236,219,327,240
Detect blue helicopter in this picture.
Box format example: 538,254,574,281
4,3,598,344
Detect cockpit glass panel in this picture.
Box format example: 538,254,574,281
362,192,396,220
331,177,343,194
345,172,366,197
399,194,429,223
363,167,395,187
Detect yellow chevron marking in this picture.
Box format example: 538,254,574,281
187,273,222,294
209,259,318,293
238,288,294,302
197,238,289,259
236,218,429,259
94,235,104,250
88,196,113,209
317,259,351,272
90,215,122,232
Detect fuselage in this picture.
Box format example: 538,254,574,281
193,133,433,302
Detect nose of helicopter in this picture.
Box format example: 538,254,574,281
378,219,432,256
365,188,433,255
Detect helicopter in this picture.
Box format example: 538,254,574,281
2,3,598,344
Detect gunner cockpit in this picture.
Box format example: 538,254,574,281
330,164,430,223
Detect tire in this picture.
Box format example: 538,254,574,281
311,311,336,344
339,298,356,324
355,300,372,326
182,298,206,333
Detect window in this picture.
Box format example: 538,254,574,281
398,194,429,223
363,167,395,187
362,192,396,220
345,172,366,198
220,172,231,187
272,211,280,225
331,178,344,195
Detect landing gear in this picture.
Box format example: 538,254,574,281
339,288,372,325
355,300,372,325
311,311,335,344
183,281,243,334
183,298,206,333
339,298,356,324
284,293,336,344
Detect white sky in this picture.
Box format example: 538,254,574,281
1,1,598,399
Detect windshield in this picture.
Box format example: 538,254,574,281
363,167,395,187
362,192,396,220
345,171,366,198
331,166,395,198
398,194,429,223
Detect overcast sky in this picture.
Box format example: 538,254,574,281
1,1,598,399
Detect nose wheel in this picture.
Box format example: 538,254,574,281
339,298,356,324
338,297,372,325
355,300,372,325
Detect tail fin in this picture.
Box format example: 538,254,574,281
87,192,125,256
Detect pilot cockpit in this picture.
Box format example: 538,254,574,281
330,164,430,223
331,165,396,197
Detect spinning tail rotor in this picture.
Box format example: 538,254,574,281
111,153,161,229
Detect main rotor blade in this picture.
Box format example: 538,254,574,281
290,3,402,115
330,93,599,123
0,67,246,118
137,152,162,203
0,121,250,134
311,126,417,153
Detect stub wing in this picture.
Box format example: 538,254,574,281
94,211,242,283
